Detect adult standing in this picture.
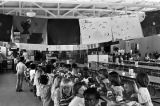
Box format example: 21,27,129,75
14,57,19,73
16,56,27,92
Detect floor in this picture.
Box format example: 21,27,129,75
0,72,42,106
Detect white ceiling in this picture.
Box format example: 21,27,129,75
0,0,159,18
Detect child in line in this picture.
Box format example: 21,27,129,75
34,65,44,100
133,72,153,106
109,71,124,102
39,74,53,106
51,75,62,106
54,77,74,106
29,63,36,94
69,82,86,106
123,80,137,101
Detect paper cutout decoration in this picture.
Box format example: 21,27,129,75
80,15,143,44
111,15,143,41
79,17,112,44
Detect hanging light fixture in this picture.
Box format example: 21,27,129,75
26,3,36,17
26,11,36,17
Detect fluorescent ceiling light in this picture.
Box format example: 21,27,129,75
26,11,36,17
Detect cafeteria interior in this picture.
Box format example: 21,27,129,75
1,0,160,106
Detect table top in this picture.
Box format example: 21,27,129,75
77,63,160,84
108,62,160,71
108,69,160,84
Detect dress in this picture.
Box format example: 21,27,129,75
138,87,153,106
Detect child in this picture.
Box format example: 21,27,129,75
39,74,53,106
54,78,74,106
109,71,124,101
59,78,74,106
34,65,44,99
29,63,36,93
133,72,153,106
51,76,62,106
69,82,86,106
123,80,137,101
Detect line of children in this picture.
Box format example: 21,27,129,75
23,61,153,106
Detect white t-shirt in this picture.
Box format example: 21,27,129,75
30,69,35,81
138,87,153,106
82,78,89,84
23,52,29,60
69,96,84,106
111,85,124,97
16,62,27,74
102,79,110,84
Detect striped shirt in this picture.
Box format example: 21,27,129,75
59,92,73,106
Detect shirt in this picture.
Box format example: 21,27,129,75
14,58,18,64
16,62,27,74
138,87,153,106
60,92,73,106
111,85,124,97
30,69,36,82
69,96,84,106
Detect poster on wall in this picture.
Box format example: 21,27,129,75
79,18,112,44
111,15,143,41
12,16,47,44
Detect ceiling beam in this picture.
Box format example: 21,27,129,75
76,11,83,16
62,4,82,16
31,2,57,17
58,3,60,16
6,9,16,15
19,1,22,15
0,1,8,6
35,15,83,19
23,1,160,9
2,1,160,9
0,7,134,13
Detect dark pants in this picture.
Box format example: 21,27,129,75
16,72,24,91
14,64,17,73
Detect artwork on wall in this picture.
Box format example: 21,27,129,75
80,15,143,44
111,15,143,41
79,17,112,44
12,16,47,44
